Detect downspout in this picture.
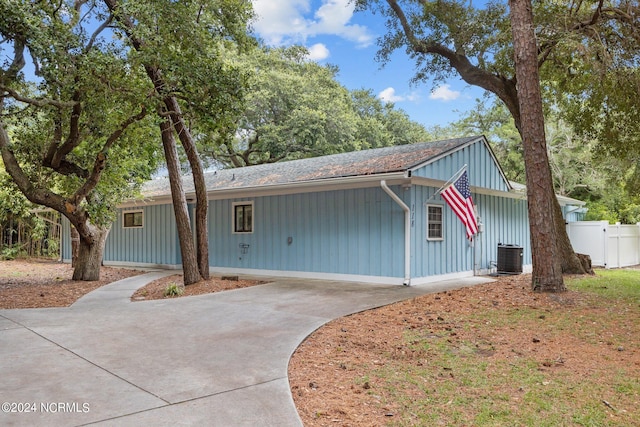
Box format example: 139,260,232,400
380,180,411,286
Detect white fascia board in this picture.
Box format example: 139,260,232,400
510,181,586,206
205,171,409,200
118,172,409,207
410,176,525,200
412,176,585,206
118,197,175,208
556,194,587,207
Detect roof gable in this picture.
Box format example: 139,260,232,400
410,136,512,193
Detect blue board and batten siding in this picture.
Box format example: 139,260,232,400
60,137,538,284
61,183,530,283
209,187,406,281
410,188,530,281
412,141,510,193
411,185,469,278
408,140,529,280
105,205,181,267
62,204,182,268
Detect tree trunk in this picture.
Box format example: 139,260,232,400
383,0,592,278
72,225,109,281
160,116,202,286
103,0,210,280
509,0,565,291
2,121,109,281
554,200,594,274
70,225,80,267
164,97,210,279
511,111,591,276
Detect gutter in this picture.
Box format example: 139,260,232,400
122,171,409,208
380,180,411,286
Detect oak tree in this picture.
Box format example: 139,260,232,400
0,1,161,280
104,0,254,283
354,0,635,288
207,46,431,167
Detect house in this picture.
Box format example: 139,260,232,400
508,182,587,223
61,135,584,285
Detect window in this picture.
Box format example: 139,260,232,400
427,205,443,240
123,210,143,228
233,202,253,233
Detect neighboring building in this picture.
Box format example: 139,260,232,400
509,182,587,223
61,136,584,285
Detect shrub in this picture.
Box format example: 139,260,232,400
163,282,184,297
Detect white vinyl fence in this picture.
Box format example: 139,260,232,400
566,221,640,268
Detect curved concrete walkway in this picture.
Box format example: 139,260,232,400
0,272,492,426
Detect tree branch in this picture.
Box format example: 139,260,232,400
0,120,86,230
105,106,148,153
0,85,79,108
43,115,63,167
537,0,605,67
385,0,521,127
600,6,640,44
70,106,148,203
40,112,89,179
84,12,113,53
51,89,83,168
218,144,243,167
51,160,89,178
5,39,26,81
103,0,144,50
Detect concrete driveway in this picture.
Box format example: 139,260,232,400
0,272,491,426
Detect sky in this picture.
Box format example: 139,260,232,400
250,0,486,129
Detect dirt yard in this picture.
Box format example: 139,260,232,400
288,273,639,426
0,259,263,308
0,259,142,308
130,273,265,301
1,259,638,426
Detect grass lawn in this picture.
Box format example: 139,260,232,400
291,270,640,426
383,270,639,426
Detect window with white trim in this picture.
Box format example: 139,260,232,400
123,210,143,228
232,202,253,233
427,205,443,240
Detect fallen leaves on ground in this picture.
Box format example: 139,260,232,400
288,273,640,426
131,274,265,301
0,259,142,308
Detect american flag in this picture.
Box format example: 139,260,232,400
440,170,478,240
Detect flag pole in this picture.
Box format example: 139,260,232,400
439,163,479,241
426,164,468,202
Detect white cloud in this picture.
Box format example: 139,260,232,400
378,87,404,103
429,84,461,101
306,43,330,61
405,92,420,102
309,0,372,46
251,0,309,45
377,87,420,103
251,0,374,48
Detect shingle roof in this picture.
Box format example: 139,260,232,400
142,136,480,197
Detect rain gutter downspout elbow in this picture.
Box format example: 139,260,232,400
380,180,411,286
